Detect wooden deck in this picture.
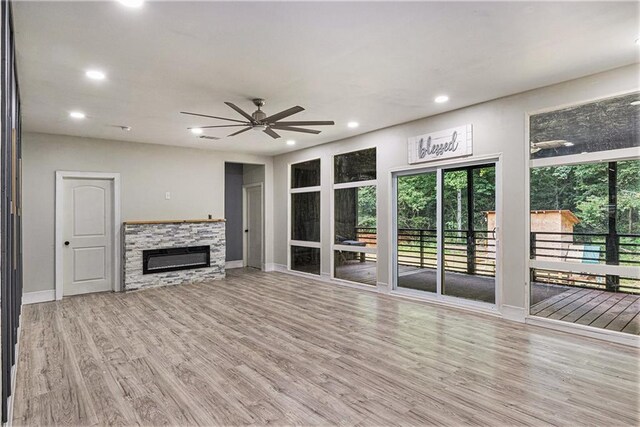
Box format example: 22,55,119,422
531,288,640,335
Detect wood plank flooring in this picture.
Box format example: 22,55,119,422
531,288,640,334
14,269,640,426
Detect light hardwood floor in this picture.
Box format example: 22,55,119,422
14,269,640,426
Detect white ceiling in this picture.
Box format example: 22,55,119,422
13,1,639,155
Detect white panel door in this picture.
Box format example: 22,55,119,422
246,185,263,269
63,178,113,296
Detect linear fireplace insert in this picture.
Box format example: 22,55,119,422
143,245,210,274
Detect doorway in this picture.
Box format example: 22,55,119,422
55,171,121,299
225,162,265,270
393,161,499,306
244,183,264,269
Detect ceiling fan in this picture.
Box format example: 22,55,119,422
181,98,335,139
530,139,574,153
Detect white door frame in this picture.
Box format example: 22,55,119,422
242,182,264,269
55,171,121,300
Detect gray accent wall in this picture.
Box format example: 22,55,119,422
225,163,244,261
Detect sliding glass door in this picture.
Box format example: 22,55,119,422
442,165,496,303
396,171,438,292
395,162,497,305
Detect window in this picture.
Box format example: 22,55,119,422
334,147,376,184
333,148,377,285
291,192,320,242
530,92,639,160
289,159,321,275
291,159,320,188
529,93,640,336
334,186,376,244
291,246,321,276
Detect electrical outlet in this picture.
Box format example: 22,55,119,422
165,192,171,200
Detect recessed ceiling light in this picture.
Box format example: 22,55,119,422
631,100,640,106
85,70,106,80
190,128,203,135
286,140,296,146
434,95,449,103
117,0,144,7
563,142,574,147
69,111,86,119
347,121,359,128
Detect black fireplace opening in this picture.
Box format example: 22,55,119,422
143,245,210,274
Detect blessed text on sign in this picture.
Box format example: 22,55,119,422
408,124,473,164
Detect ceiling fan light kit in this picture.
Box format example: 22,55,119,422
181,98,335,140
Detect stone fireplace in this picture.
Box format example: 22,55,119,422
123,219,225,291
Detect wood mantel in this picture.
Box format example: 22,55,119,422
123,219,225,225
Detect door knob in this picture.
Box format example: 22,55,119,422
64,241,70,246
244,229,249,233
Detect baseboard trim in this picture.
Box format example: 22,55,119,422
271,263,287,273
22,290,56,305
225,260,244,269
501,304,526,323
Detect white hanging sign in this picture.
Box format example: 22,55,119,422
408,124,473,164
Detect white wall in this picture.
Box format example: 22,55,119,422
272,64,639,316
23,133,273,293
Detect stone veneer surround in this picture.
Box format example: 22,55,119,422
123,220,225,290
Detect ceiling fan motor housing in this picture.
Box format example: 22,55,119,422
252,110,267,122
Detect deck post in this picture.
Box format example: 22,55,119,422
419,229,425,268
530,232,537,259
466,168,476,275
605,161,619,292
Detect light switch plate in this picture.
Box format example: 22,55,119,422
165,191,171,200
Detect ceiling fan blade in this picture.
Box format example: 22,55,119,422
188,124,249,129
180,111,248,124
263,128,281,139
228,127,252,137
272,121,334,126
270,126,321,134
264,106,305,123
224,102,256,123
